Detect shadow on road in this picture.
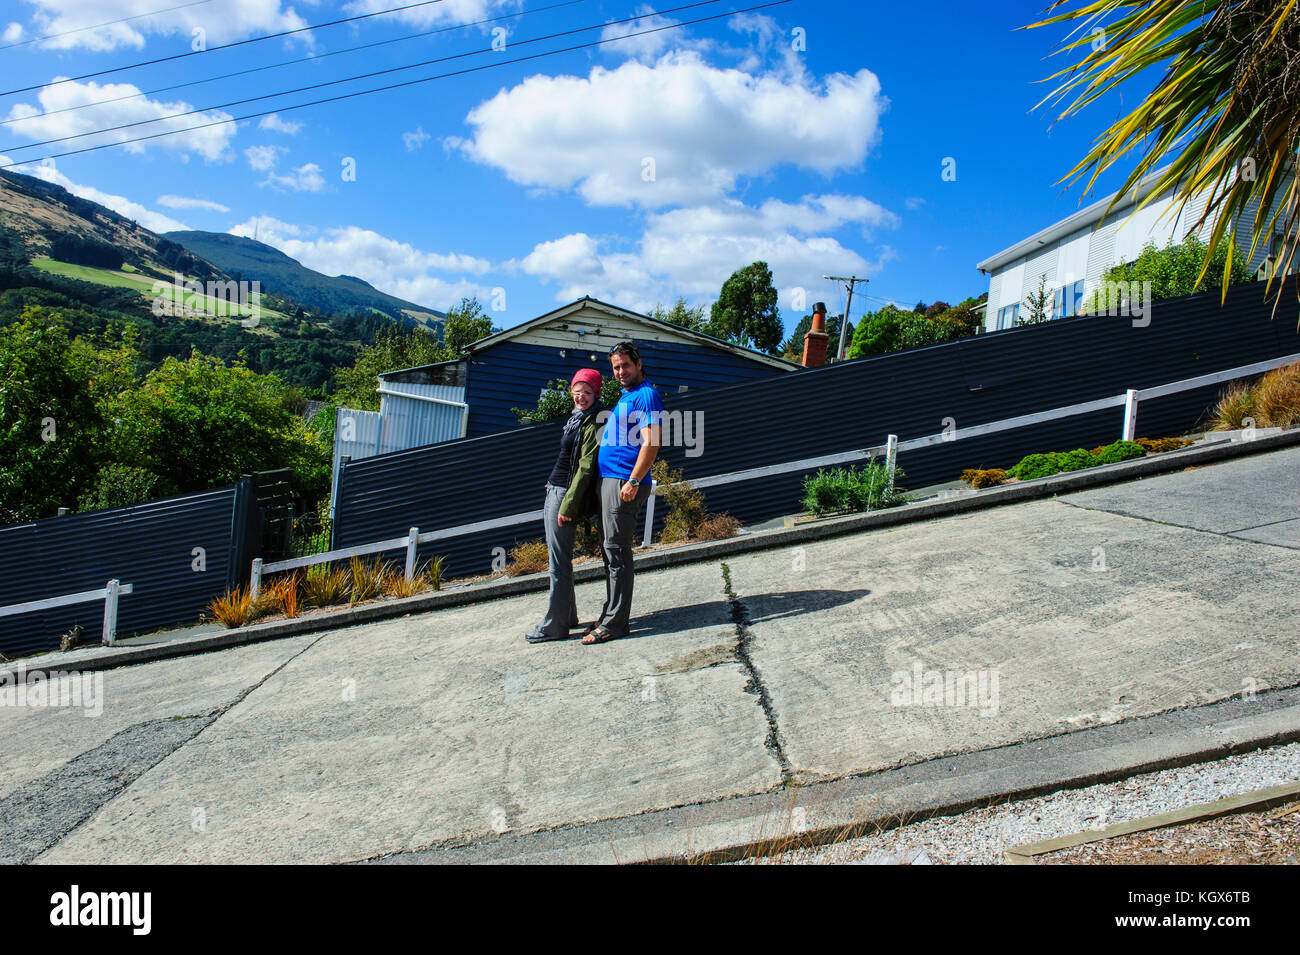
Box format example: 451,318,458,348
617,588,871,640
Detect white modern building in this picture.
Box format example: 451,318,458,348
976,168,1285,332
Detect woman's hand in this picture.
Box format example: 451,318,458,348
557,514,571,525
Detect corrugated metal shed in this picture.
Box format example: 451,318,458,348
0,481,258,655
333,278,1300,581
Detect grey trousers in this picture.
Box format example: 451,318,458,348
598,477,651,638
535,483,580,639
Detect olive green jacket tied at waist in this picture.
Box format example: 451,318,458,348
559,411,603,521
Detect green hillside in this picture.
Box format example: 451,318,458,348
164,231,446,331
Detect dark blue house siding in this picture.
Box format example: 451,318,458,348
464,339,788,437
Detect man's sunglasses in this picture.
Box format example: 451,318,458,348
608,341,640,361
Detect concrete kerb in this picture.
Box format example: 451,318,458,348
364,685,1300,865
6,425,1298,683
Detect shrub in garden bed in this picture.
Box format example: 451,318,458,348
1008,441,1144,480
1135,436,1192,453
801,460,908,517
960,468,1008,489
1211,362,1300,430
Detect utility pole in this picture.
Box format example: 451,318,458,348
823,275,867,361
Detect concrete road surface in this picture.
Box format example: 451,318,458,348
4,447,1298,863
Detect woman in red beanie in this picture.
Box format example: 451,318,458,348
525,368,606,643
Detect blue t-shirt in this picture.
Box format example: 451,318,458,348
598,380,664,479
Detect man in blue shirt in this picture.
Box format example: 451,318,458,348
586,341,663,644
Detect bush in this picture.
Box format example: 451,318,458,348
505,539,549,576
653,460,708,543
1007,448,1094,480
209,585,253,628
1211,363,1300,430
76,463,165,512
1091,440,1147,465
1086,235,1251,310
1136,436,1192,453
1009,441,1145,480
695,513,741,540
512,375,623,424
960,467,1007,489
348,555,384,603
302,563,349,607
801,460,908,516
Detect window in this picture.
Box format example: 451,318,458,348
996,303,1019,330
1052,280,1086,318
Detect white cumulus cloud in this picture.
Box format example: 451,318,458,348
20,0,309,51
513,194,898,313
244,144,285,172
4,79,236,161
258,113,303,135
261,162,326,193
451,50,885,208
229,217,495,310
157,194,230,212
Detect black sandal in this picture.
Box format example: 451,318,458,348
583,625,615,645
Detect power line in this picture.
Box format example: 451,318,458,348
2,0,728,154
0,1,792,169
0,0,456,97
0,0,589,129
0,0,219,52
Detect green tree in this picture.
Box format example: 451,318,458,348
847,304,911,358
0,307,107,520
1029,0,1300,300
331,327,443,411
1085,235,1251,312
651,296,708,333
1019,274,1051,325
330,297,495,411
439,296,495,355
708,261,782,354
105,352,320,497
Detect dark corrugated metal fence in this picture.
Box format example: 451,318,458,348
333,278,1300,580
0,480,259,656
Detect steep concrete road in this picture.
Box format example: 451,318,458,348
4,448,1296,863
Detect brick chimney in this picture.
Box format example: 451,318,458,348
802,302,829,368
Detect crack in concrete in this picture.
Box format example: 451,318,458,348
1054,498,1300,550
720,561,793,786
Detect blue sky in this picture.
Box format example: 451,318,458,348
0,0,1152,333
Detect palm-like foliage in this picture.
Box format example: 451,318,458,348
1028,1,1300,298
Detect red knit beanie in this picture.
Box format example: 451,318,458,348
570,368,602,395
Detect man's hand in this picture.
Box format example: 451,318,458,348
620,481,637,502
557,514,571,525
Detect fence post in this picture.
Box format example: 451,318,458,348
885,434,899,488
642,481,657,548
1122,389,1139,441
102,579,120,646
406,527,419,580
250,558,263,603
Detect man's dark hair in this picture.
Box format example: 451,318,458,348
608,341,642,363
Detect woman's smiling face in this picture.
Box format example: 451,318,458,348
571,382,596,411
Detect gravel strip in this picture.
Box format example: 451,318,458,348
744,742,1300,865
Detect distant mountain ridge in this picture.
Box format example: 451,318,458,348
164,231,445,329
